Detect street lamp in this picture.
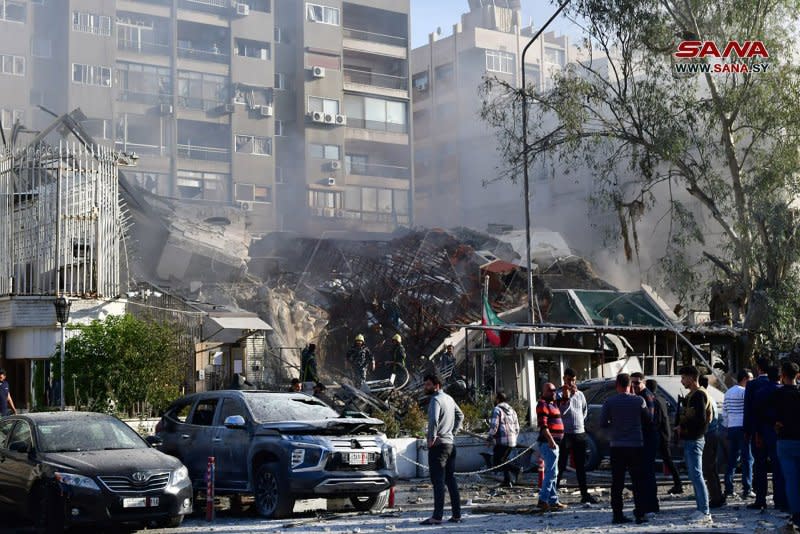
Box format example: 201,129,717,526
54,296,71,411
520,0,571,323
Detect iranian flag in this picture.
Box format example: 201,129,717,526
482,294,512,347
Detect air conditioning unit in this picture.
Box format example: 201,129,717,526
309,111,325,123
159,103,173,115
239,201,253,211
329,160,341,170
334,114,347,125
259,105,273,117
236,3,250,15
311,66,326,78
220,103,235,114
323,113,335,124
326,176,336,186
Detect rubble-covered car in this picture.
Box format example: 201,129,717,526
154,391,398,518
0,412,193,531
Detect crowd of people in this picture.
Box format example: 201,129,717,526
418,360,800,531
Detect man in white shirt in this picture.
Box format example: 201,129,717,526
723,369,754,498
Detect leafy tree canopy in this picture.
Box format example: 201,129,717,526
52,314,187,416
481,0,800,350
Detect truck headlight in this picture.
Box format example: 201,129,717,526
170,466,189,488
291,447,323,469
291,448,305,467
55,472,100,491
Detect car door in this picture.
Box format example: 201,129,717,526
3,419,36,507
0,418,17,505
212,396,252,491
183,396,221,485
159,397,194,459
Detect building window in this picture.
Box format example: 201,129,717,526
234,39,270,60
1,54,25,76
72,11,111,36
31,37,52,58
72,64,112,87
544,46,566,67
274,26,283,43
176,170,227,202
275,120,284,137
235,183,272,203
0,109,24,129
306,3,339,25
240,0,270,12
486,50,514,74
274,72,285,90
307,96,339,115
177,70,228,110
127,170,168,195
412,71,429,92
81,118,111,140
435,63,453,82
309,143,339,160
1,1,25,23
343,94,407,133
235,134,272,155
308,190,342,217
275,167,285,184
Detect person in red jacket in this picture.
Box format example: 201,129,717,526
536,383,566,512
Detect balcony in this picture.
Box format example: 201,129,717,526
342,28,406,48
346,161,409,180
118,90,172,105
177,44,229,63
346,118,407,134
344,68,407,91
177,144,230,161
114,141,167,157
177,96,227,112
179,0,227,11
118,39,171,56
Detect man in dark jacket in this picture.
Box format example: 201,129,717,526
676,366,712,523
773,361,800,530
631,372,658,514
646,379,682,494
300,343,319,383
744,357,787,511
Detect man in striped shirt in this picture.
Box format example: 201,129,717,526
536,383,566,512
722,369,753,498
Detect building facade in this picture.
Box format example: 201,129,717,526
0,0,412,237
410,0,573,231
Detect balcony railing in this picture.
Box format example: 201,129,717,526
177,143,230,161
343,27,407,48
114,141,168,157
346,118,408,134
346,161,410,179
343,68,408,91
180,0,228,10
118,90,172,105
177,45,229,63
177,95,227,112
118,39,171,56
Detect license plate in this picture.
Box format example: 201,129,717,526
122,497,146,508
122,497,159,508
347,452,369,465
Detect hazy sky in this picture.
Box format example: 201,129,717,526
409,0,580,49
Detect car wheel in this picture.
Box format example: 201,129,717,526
583,434,600,471
155,515,184,528
253,463,294,519
349,490,389,512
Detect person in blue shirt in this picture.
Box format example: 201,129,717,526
0,369,17,416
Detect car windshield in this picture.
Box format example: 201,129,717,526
245,394,340,423
37,417,148,452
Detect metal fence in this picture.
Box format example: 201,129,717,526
0,143,120,297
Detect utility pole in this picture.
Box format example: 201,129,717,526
521,0,571,323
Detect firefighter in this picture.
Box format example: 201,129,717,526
346,334,374,388
389,333,407,369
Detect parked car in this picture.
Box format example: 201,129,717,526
0,412,193,531
579,376,725,470
154,391,398,518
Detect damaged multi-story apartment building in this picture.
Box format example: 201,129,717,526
0,0,413,238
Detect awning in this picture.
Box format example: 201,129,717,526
203,313,272,343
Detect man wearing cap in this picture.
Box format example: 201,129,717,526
389,334,406,369
0,369,17,416
346,334,374,388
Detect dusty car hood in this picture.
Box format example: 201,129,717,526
41,448,183,476
256,417,384,435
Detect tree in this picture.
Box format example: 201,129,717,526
52,314,187,416
480,0,800,350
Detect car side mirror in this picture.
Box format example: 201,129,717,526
145,435,163,448
9,441,29,454
224,415,247,429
